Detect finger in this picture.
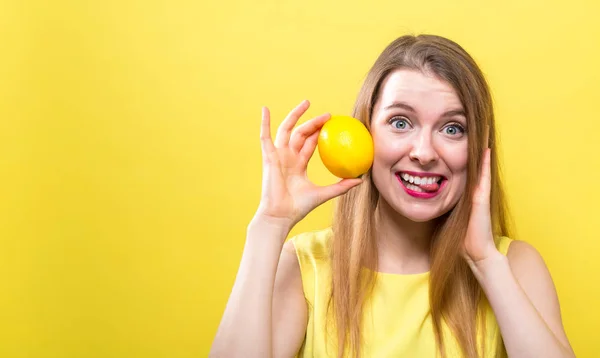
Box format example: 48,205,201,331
316,178,363,203
298,130,320,163
260,107,278,165
290,113,329,154
473,148,491,207
289,113,330,153
274,100,310,148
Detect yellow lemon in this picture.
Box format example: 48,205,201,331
317,115,374,179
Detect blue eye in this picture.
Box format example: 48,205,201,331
442,124,465,137
390,117,411,131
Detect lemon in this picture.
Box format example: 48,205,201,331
317,115,374,179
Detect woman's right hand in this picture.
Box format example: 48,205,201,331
254,100,363,230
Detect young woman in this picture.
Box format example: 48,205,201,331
210,34,575,357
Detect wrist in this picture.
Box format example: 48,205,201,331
469,250,510,283
247,214,293,244
250,213,294,231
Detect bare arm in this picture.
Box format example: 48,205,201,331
210,221,308,358
463,147,574,358
210,219,290,357
472,242,575,357
209,101,361,358
272,240,308,357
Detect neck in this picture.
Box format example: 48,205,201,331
375,199,437,274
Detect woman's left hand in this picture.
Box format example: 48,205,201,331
462,148,503,269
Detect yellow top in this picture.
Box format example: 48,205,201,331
290,228,512,358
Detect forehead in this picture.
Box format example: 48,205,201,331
375,69,463,113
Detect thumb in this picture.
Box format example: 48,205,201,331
316,178,363,203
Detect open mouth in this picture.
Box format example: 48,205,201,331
396,172,448,198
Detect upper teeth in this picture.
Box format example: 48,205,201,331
401,173,441,185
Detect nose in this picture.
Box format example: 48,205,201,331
409,130,439,166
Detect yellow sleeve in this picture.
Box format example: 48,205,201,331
495,236,513,256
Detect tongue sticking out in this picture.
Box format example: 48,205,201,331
416,181,440,192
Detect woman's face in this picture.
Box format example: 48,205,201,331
370,69,469,222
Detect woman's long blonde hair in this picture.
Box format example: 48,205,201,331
329,34,512,357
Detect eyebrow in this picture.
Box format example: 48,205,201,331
383,101,466,118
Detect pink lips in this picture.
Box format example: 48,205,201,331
396,173,447,199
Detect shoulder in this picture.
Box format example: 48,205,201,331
496,237,552,286
505,239,557,309
286,227,333,303
496,237,550,281
505,239,548,276
289,227,333,261
503,240,575,355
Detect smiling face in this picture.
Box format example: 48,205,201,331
370,69,469,222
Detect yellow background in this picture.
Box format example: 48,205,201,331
1,0,598,356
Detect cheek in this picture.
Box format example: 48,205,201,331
441,145,469,194
437,141,468,172
372,135,409,166
450,153,468,175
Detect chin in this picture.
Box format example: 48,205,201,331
396,206,443,223
387,197,455,223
